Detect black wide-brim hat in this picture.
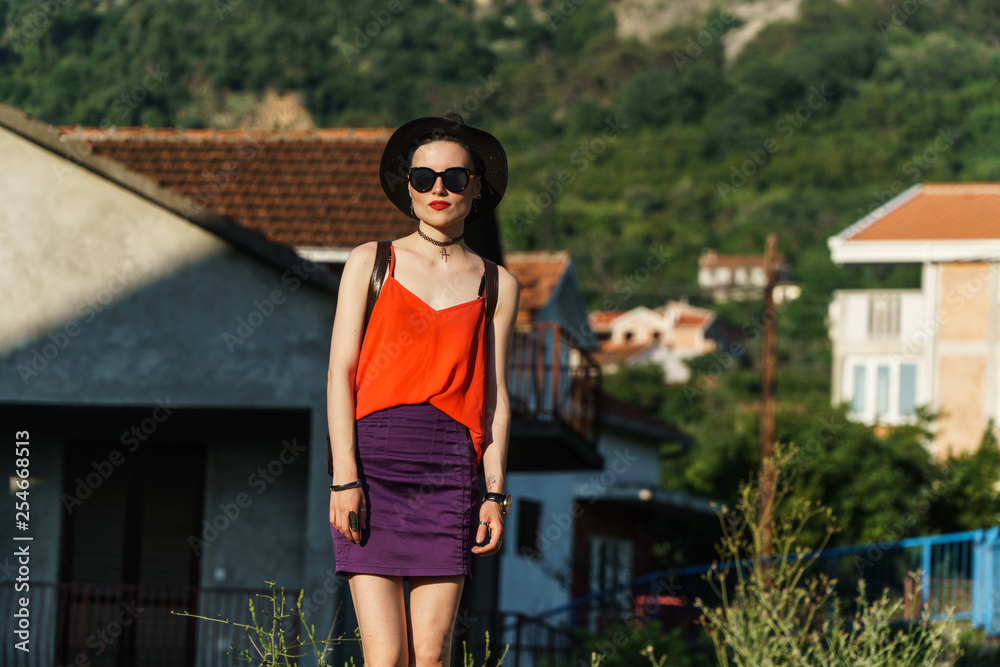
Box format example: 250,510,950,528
379,113,507,223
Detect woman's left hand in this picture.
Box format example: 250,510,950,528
471,501,504,555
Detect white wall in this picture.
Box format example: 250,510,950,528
498,431,661,618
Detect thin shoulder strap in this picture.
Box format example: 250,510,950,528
363,241,392,339
329,240,392,477
484,258,499,325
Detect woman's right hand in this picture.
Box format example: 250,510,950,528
330,486,367,544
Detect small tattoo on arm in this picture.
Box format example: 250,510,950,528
487,474,497,490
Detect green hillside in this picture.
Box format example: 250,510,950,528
3,0,998,312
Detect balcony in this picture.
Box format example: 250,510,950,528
828,289,926,349
507,322,603,471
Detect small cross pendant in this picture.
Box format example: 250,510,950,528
440,247,450,261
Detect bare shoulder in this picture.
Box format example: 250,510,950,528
495,265,520,317
337,241,383,304
497,265,520,295
343,241,380,277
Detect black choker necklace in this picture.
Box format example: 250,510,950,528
417,227,464,262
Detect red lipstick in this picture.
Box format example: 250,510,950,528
429,201,451,210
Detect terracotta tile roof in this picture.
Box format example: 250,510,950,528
592,342,653,366
699,249,785,268
847,183,1000,241
674,313,711,328
588,310,626,329
504,251,570,325
56,125,413,249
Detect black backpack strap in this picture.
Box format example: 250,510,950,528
328,240,392,478
484,258,499,325
363,241,392,339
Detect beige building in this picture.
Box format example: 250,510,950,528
828,183,1000,457
589,302,723,383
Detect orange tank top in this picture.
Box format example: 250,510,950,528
354,245,488,464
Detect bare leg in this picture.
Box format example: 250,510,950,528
407,575,465,667
349,574,408,667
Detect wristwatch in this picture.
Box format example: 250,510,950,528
483,492,512,515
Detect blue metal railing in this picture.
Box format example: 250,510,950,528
531,526,1000,635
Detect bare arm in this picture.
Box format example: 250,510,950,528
327,242,378,542
472,266,520,555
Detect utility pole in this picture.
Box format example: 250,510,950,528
759,233,778,559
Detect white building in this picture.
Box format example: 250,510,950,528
698,248,800,303
828,183,1000,456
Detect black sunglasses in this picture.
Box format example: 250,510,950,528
407,167,479,193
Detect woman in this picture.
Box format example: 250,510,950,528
326,114,519,667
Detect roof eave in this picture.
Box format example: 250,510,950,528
600,412,695,447
579,484,718,515
829,238,1000,265
830,183,923,245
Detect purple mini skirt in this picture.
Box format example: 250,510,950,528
331,403,481,577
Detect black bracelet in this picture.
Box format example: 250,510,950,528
330,480,361,492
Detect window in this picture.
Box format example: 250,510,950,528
899,364,917,416
868,294,901,338
877,365,890,416
848,361,919,422
517,499,542,560
851,365,867,414
588,536,633,610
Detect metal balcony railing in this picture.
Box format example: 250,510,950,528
0,582,306,667
507,322,601,446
